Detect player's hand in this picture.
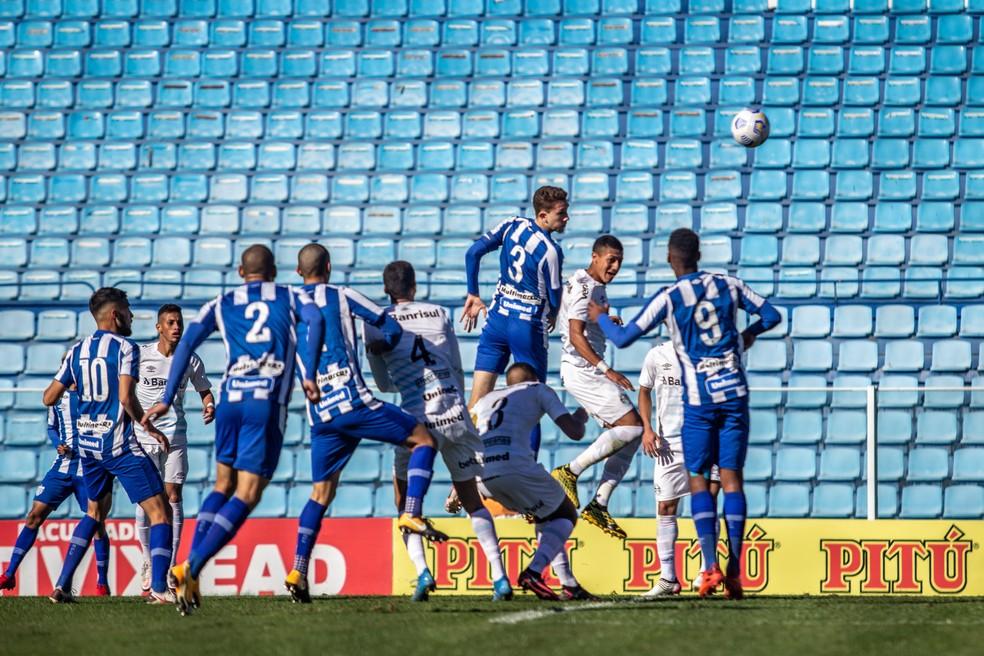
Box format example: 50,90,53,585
641,429,659,457
586,300,610,323
142,402,170,428
610,315,624,326
56,443,73,458
572,407,589,425
303,379,321,404
546,315,556,333
202,403,215,425
742,330,757,350
605,369,635,391
655,439,674,467
145,424,170,454
460,294,488,333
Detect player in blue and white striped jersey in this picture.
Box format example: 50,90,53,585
588,228,781,599
284,245,444,605
43,288,174,604
0,388,112,597
461,185,569,454
143,245,324,615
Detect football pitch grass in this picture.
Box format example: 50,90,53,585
3,595,983,656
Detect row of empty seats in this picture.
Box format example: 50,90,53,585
0,0,978,21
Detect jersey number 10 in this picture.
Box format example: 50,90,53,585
79,358,110,402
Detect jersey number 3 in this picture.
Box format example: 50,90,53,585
245,302,272,343
508,245,526,283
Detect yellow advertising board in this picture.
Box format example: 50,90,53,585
393,519,984,596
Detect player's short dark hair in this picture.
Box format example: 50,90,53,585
506,362,539,384
383,260,416,299
592,234,623,254
668,228,700,268
532,186,568,215
89,287,129,318
157,304,182,320
297,242,330,277
241,244,276,278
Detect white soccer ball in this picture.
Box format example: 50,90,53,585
731,108,770,148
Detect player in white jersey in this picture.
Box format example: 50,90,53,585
637,341,721,597
474,363,595,601
133,304,215,593
550,236,644,540
365,261,512,601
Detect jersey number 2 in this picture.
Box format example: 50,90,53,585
245,302,272,343
410,335,437,366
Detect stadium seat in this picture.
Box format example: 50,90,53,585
826,410,866,444
944,485,984,518
878,375,919,408
916,410,959,445
907,447,950,481
855,484,899,519
900,485,942,518
0,450,36,483
781,410,822,444
875,305,915,337
767,483,810,517
812,484,855,517
832,306,872,337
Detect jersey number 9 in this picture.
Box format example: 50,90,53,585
694,300,723,347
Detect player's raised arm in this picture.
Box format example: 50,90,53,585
540,247,563,331
590,290,669,349
536,381,588,441
43,346,76,407
189,355,216,424
567,282,634,391
118,340,169,452
363,322,398,393
462,220,509,331
293,288,325,384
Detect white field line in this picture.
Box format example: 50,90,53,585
489,601,618,625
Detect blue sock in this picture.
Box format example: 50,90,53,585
5,525,38,578
189,497,250,579
293,499,327,577
723,491,747,578
691,490,718,571
149,523,173,593
404,445,437,516
529,423,542,459
192,491,229,556
56,515,98,591
93,533,110,586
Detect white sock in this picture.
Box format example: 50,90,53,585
530,518,574,574
469,508,506,582
402,531,429,577
657,514,678,582
595,435,641,506
570,426,643,476
550,550,578,587
135,506,150,563
170,501,183,567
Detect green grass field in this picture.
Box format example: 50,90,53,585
3,595,983,656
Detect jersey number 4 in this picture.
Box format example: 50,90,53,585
410,335,437,366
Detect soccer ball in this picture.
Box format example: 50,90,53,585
731,108,770,148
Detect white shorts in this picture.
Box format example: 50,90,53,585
393,413,482,482
480,460,567,520
143,444,188,485
560,361,635,427
653,438,720,502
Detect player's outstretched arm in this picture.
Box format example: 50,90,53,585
736,279,782,347
556,407,588,441
121,373,169,452
590,292,667,349
42,380,66,407
637,385,661,457
569,318,634,391
43,348,75,407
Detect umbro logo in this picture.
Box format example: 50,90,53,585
661,363,673,370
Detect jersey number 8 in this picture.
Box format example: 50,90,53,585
694,300,723,346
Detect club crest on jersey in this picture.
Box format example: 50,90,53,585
229,354,285,377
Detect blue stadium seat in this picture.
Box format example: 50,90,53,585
900,485,942,518
881,340,923,373
0,450,36,482
832,306,872,338
768,483,810,517
744,447,773,481
0,486,28,519
838,341,878,373
781,410,822,444
812,484,855,517
916,409,959,444
856,484,899,519
826,409,866,443
944,485,984,518
789,305,830,338
907,447,950,482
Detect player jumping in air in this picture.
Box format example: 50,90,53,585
550,235,644,540
461,186,568,455
588,229,780,599
144,245,324,615
474,363,594,601
637,341,721,597
43,288,173,604
365,261,512,602
134,304,215,594
283,246,446,605
0,384,112,597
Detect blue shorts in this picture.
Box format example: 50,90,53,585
474,312,548,381
681,396,750,475
83,447,164,505
34,466,88,512
310,403,417,482
215,399,286,480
